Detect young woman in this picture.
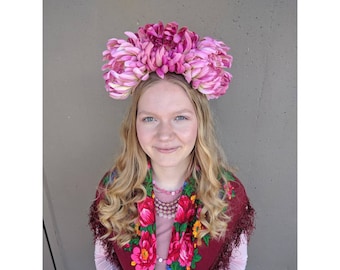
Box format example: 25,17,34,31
89,22,255,270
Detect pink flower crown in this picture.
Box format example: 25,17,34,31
102,21,233,100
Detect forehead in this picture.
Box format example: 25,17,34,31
137,80,195,112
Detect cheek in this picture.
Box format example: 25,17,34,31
136,123,151,148
180,123,198,145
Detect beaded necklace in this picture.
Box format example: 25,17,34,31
154,196,179,219
153,181,183,219
153,181,183,196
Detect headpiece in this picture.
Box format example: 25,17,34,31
102,21,233,100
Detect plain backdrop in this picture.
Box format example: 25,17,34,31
43,0,297,269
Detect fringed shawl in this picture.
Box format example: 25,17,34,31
89,170,255,269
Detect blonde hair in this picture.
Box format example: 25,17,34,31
97,73,231,246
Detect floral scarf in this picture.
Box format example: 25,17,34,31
124,169,209,269
89,168,254,270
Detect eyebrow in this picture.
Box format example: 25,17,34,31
137,109,195,115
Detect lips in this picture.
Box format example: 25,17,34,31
154,146,179,153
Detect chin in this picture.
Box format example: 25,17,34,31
152,157,189,169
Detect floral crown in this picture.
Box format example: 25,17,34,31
102,21,233,100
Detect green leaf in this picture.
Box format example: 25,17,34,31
144,170,154,196
146,169,152,182
225,170,235,181
202,233,211,246
174,222,181,232
148,224,156,234
180,223,188,232
140,224,155,234
170,261,184,270
103,174,110,185
145,184,153,196
183,177,196,196
130,237,139,245
190,249,202,268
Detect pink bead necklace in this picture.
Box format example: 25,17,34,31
153,181,183,219
152,181,183,196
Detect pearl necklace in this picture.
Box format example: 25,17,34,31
154,196,180,219
153,181,183,219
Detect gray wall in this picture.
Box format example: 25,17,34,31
43,0,296,269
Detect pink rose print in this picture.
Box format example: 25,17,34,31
166,231,181,264
138,196,155,227
175,196,195,223
178,233,195,267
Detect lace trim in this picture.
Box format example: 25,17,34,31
210,200,255,269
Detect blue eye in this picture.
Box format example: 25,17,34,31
143,116,155,122
175,115,187,121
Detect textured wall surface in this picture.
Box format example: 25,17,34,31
43,0,296,269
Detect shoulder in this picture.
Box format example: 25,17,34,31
221,170,254,224
220,169,248,203
220,171,255,240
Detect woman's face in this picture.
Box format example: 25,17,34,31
136,80,198,172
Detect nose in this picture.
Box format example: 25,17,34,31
157,121,174,141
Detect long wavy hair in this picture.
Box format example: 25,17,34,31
97,72,232,246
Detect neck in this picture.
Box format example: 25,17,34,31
151,163,189,191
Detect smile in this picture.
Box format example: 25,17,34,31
154,147,179,153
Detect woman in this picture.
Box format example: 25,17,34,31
89,21,255,270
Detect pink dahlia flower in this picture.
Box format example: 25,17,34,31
131,231,156,270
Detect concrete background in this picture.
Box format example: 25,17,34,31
43,0,296,269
